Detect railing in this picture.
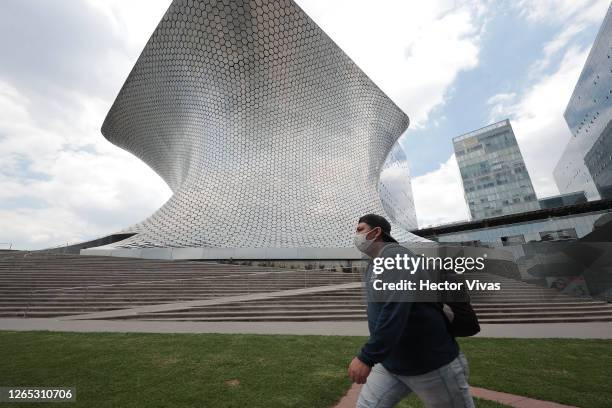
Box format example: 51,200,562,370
0,242,12,250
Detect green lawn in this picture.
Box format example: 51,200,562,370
397,396,508,408
458,338,612,408
1,331,610,408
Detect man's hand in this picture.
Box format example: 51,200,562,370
348,356,372,384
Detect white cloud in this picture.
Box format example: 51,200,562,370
412,154,470,227
487,45,591,199
0,1,173,250
296,0,486,127
516,0,609,74
486,92,518,121
0,62,171,250
86,0,170,50
0,89,171,249
515,0,608,24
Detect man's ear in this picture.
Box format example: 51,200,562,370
364,227,375,240
373,226,383,241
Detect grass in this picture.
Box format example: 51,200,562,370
1,331,352,408
1,331,610,408
458,338,612,408
397,396,508,407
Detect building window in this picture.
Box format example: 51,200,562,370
539,228,578,241
501,234,525,246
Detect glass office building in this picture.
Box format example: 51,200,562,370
538,191,587,209
453,119,540,220
554,4,612,200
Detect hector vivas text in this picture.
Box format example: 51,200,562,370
369,253,501,295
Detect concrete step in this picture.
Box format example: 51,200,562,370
176,303,612,313
2,252,608,325
122,315,612,323
2,304,609,316
0,300,198,306
479,316,612,323
113,308,612,320
477,310,612,318
0,287,343,294
230,299,604,307
0,297,215,302
0,306,134,313
0,282,357,290
120,315,371,322
0,295,596,305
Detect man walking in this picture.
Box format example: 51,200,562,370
348,214,475,408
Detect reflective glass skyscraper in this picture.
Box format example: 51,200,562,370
454,119,540,220
554,4,612,201
98,0,422,250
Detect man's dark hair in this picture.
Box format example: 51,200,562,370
358,214,398,243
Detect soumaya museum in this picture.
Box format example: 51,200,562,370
79,0,424,259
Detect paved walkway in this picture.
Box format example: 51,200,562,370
334,383,578,408
0,318,367,335
1,318,611,338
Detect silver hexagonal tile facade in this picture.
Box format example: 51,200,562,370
102,0,423,248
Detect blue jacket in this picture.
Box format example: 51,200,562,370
357,243,459,375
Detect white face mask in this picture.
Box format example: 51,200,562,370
353,228,379,253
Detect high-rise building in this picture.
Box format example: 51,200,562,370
453,119,540,220
554,4,612,200
88,0,423,254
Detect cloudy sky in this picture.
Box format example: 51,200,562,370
0,0,609,249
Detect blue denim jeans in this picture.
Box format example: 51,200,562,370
356,352,475,408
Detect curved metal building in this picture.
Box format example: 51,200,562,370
101,0,423,250
379,143,418,232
